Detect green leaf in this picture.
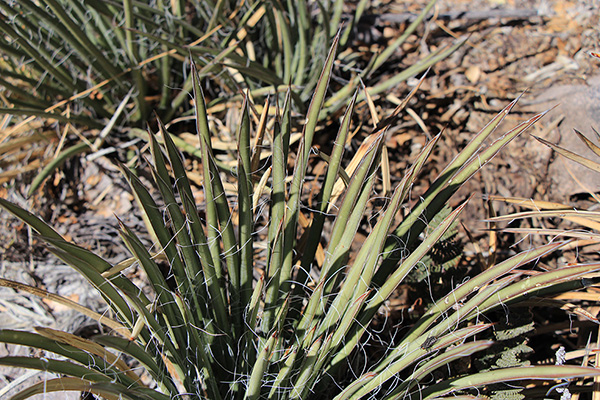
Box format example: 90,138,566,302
328,199,469,372
385,338,492,399
262,30,341,334
236,93,254,313
0,198,63,241
0,356,112,383
369,0,438,74
477,262,600,314
116,221,190,350
421,366,600,399
8,377,120,400
245,332,279,400
297,90,358,289
92,335,179,395
376,101,549,286
0,330,135,386
317,135,438,342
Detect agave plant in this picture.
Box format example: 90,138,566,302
0,0,453,118
1,34,599,400
0,0,464,194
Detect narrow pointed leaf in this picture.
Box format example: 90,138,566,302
299,90,358,277
534,134,600,172
329,200,469,370
8,377,122,400
0,279,128,336
384,341,494,400
330,133,441,329
245,332,278,400
0,198,63,241
477,262,600,314
0,357,112,383
574,128,600,157
93,335,179,395
369,0,438,74
420,366,600,399
34,327,137,383
236,94,254,307
0,330,134,386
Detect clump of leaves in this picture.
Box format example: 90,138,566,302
488,127,600,277
1,35,599,400
0,0,464,193
474,126,600,399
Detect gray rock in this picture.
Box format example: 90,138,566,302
525,75,600,200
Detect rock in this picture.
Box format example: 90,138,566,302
524,75,600,200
